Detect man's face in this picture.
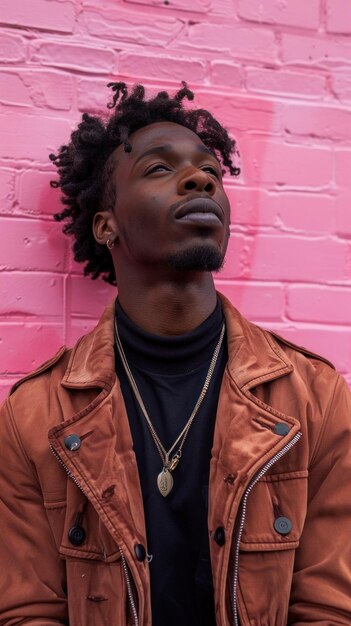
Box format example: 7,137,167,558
110,121,231,276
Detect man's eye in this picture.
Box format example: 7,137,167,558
146,164,170,174
202,166,220,178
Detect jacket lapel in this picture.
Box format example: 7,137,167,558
213,293,301,499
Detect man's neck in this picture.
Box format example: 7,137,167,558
116,271,217,336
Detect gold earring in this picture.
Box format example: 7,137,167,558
106,238,115,250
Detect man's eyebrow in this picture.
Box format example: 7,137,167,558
134,144,173,166
133,143,219,166
197,145,219,160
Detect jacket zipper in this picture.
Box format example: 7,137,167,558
231,432,302,626
49,444,139,626
121,553,139,626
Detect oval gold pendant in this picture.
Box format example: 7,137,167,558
157,468,173,497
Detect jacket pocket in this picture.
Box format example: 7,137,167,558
66,557,127,626
44,482,128,626
240,470,308,551
236,471,308,625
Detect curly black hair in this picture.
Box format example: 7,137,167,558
50,81,240,285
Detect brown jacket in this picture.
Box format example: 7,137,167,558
0,294,350,626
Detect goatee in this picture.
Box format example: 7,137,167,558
167,246,224,272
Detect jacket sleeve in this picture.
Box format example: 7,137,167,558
289,373,351,624
0,397,68,625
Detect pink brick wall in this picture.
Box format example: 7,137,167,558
0,0,350,399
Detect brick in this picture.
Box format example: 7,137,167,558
225,186,277,227
332,72,351,103
208,0,239,15
219,233,254,280
118,52,207,83
0,218,67,272
269,193,334,234
282,33,351,66
0,112,72,162
334,190,351,237
227,103,281,135
0,71,74,111
0,273,64,317
287,285,351,325
244,235,348,282
215,280,284,321
0,323,64,374
77,77,111,113
283,103,351,141
225,186,334,233
124,0,211,12
0,72,31,107
124,0,235,13
326,0,351,34
83,0,234,17
242,140,333,188
0,32,26,63
21,70,74,111
0,169,16,214
32,41,115,74
17,170,62,216
82,8,183,47
238,0,320,29
176,24,278,61
210,62,242,89
246,68,326,100
0,0,75,33
194,92,281,135
335,149,351,187
263,324,351,375
67,275,115,317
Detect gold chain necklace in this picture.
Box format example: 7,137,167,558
114,318,225,497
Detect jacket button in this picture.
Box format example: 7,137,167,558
64,434,81,451
134,543,146,562
273,423,290,436
213,526,225,546
68,525,86,546
274,516,292,536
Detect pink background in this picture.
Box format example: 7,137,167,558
0,0,351,400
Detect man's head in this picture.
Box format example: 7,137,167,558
51,82,240,285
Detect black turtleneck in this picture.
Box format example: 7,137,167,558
115,299,227,626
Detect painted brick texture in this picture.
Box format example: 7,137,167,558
0,0,350,399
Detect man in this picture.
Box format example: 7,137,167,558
0,82,350,626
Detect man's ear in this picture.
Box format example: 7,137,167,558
93,211,118,246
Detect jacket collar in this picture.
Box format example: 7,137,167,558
62,301,116,390
219,293,293,390
62,293,293,391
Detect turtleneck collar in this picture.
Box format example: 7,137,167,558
115,298,225,376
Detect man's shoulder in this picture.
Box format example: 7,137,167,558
0,345,72,449
266,329,335,371
9,345,71,396
5,299,116,413
219,292,336,385
9,344,71,398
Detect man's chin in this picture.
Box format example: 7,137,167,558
167,246,225,272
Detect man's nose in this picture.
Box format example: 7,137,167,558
177,168,215,195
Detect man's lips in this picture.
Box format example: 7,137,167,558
174,198,224,225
